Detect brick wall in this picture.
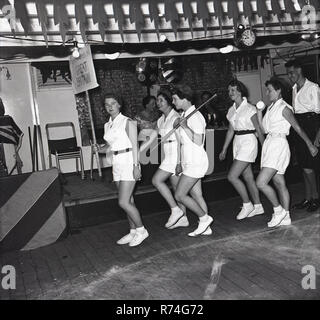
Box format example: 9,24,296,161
77,54,233,145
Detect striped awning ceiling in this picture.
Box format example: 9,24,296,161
0,0,320,46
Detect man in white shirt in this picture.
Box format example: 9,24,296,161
285,59,320,212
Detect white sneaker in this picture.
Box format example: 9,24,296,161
165,209,184,228
188,215,213,237
267,209,287,228
247,205,265,218
279,213,291,226
188,226,213,237
129,229,149,247
116,230,136,245
168,216,189,229
236,203,254,220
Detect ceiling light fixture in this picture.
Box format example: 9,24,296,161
219,45,234,54
104,52,120,60
160,34,167,42
71,41,80,58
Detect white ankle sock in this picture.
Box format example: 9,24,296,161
130,229,136,234
274,205,282,213
199,214,209,222
243,202,253,208
254,203,263,208
172,206,181,213
136,226,145,233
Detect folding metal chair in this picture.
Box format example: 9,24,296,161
46,122,85,179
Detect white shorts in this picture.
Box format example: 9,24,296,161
182,156,209,179
112,152,135,181
233,134,258,163
159,143,178,174
261,135,290,175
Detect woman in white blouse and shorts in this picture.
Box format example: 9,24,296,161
100,94,149,247
219,80,265,220
171,84,214,237
256,79,318,227
140,91,212,234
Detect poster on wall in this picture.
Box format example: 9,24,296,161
69,45,99,94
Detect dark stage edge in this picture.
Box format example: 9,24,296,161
65,165,303,229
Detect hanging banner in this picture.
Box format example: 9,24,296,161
69,45,99,94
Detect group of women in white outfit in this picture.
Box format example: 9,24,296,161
221,79,318,229
100,79,318,247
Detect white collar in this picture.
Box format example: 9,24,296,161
183,105,196,117
293,78,310,91
108,112,123,125
163,108,175,122
233,97,247,112
269,98,283,110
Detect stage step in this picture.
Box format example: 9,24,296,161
66,165,302,229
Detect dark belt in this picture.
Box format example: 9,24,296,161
113,148,132,155
234,130,256,135
164,140,174,144
295,112,319,119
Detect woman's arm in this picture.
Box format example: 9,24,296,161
283,107,318,156
221,123,234,149
174,129,181,164
315,126,320,147
126,119,141,180
139,129,158,153
126,119,139,164
177,118,204,146
174,129,183,175
251,114,265,146
255,101,266,134
95,143,109,152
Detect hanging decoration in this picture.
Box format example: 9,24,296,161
135,57,158,85
31,62,72,85
243,0,253,26
196,0,210,37
270,0,283,30
75,0,87,44
92,0,108,42
256,0,269,31
227,0,240,29
35,0,49,46
182,0,194,38
161,57,183,83
6,0,318,45
53,0,70,44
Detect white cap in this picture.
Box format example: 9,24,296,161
256,101,266,110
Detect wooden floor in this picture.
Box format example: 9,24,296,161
0,184,319,300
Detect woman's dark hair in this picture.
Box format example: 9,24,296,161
284,59,304,76
0,98,5,117
284,59,303,69
227,79,249,98
157,90,173,107
104,93,123,107
171,84,194,103
142,95,156,108
265,78,284,94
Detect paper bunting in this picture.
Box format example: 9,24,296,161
3,0,320,44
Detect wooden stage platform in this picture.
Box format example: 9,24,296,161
63,163,302,229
